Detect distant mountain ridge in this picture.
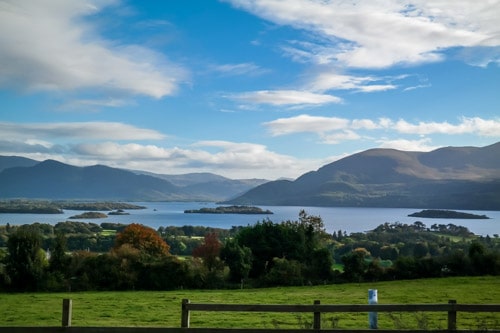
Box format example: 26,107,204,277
133,170,268,200
0,158,268,201
224,142,500,210
1,142,499,209
0,156,39,172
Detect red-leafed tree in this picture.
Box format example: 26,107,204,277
192,232,222,272
114,223,170,258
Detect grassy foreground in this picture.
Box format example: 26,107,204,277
0,276,499,330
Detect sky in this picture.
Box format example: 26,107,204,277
0,0,499,180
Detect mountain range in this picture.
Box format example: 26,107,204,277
1,142,499,210
0,157,267,202
224,142,500,210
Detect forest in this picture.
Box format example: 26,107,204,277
0,210,499,292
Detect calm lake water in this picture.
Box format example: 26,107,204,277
1,202,499,236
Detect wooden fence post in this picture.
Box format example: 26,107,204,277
313,300,321,330
62,299,72,327
447,300,457,331
181,299,190,328
368,289,378,329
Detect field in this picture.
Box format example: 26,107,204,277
1,276,499,330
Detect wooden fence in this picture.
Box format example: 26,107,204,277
1,298,499,333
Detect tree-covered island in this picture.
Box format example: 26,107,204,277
408,209,490,219
184,205,273,214
0,205,63,214
108,209,130,215
69,212,108,219
0,200,145,214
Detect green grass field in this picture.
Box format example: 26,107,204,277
0,276,498,330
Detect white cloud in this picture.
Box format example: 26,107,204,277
73,142,174,160
2,117,499,179
321,130,361,144
456,46,500,67
229,90,342,107
0,0,186,97
376,138,439,152
357,85,397,93
62,98,133,110
225,0,499,99
0,121,165,141
226,0,500,68
265,115,500,143
226,70,399,107
390,117,500,136
0,120,323,178
280,40,339,65
192,141,296,168
304,72,398,92
0,139,59,154
351,119,380,130
265,114,350,136
49,140,320,179
211,62,268,76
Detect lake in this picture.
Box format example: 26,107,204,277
1,202,499,236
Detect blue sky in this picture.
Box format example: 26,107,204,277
0,0,499,179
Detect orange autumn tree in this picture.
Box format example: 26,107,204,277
114,223,170,258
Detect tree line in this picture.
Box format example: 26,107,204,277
0,211,499,292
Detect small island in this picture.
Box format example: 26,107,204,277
184,205,273,215
61,202,145,211
0,200,63,214
0,206,63,214
69,211,108,219
108,209,130,216
0,200,145,214
408,209,490,219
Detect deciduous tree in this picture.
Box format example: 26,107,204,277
192,232,222,272
341,248,369,282
114,223,170,258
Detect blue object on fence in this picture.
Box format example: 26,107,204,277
368,289,378,329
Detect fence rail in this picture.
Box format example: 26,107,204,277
0,299,499,333
182,299,500,332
